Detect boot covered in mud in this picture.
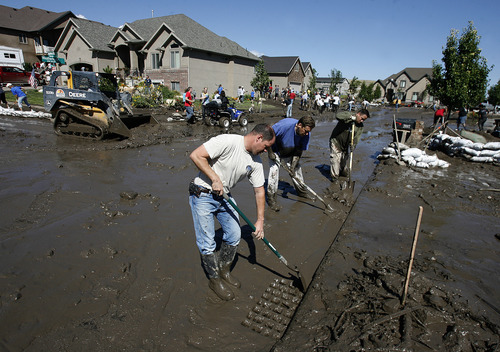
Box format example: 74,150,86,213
218,242,241,288
267,192,281,212
293,181,315,200
201,253,234,300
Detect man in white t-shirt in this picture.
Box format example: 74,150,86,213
189,124,275,300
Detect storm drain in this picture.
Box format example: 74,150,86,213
242,278,304,339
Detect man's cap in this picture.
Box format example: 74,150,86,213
6,83,12,87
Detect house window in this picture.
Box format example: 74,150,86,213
171,81,180,92
19,34,28,44
171,50,180,69
294,63,299,72
152,53,161,69
400,80,406,88
412,92,418,101
4,53,16,59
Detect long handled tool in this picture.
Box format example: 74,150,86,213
393,114,405,165
275,159,334,213
222,193,307,292
401,206,423,306
348,124,356,190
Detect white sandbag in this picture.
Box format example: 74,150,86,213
470,156,493,163
470,142,484,151
461,147,481,156
382,147,396,155
401,155,414,163
407,158,417,167
483,142,500,151
377,154,391,160
415,154,438,163
415,161,430,168
437,159,450,168
453,138,473,147
389,142,409,151
479,149,499,157
401,148,424,158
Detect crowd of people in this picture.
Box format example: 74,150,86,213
187,90,372,299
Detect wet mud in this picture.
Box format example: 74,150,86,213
0,102,498,351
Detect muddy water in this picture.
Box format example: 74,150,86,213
0,108,498,351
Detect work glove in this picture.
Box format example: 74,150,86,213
268,149,277,161
290,156,300,174
350,115,356,122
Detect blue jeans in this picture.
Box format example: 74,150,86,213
17,96,31,109
189,192,241,255
287,104,292,117
185,106,194,120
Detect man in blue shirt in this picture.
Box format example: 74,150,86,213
6,83,32,111
267,116,316,211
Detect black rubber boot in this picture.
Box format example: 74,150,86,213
267,192,281,212
218,243,241,288
201,253,234,300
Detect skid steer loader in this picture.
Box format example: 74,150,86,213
43,71,157,140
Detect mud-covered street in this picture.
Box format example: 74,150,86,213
0,102,499,351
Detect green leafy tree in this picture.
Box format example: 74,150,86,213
250,60,269,97
428,21,492,112
103,65,113,73
487,80,500,106
308,68,318,94
348,76,360,97
373,85,382,101
329,68,343,94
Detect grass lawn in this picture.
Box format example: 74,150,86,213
5,88,44,106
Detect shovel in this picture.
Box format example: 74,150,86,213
392,114,405,166
348,125,356,191
274,158,334,213
221,193,307,292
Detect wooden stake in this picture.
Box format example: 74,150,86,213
401,206,423,306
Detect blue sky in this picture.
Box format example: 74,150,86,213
8,0,500,88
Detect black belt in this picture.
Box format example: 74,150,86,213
189,181,211,197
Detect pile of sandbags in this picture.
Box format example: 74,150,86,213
0,106,51,119
377,142,450,168
429,133,500,163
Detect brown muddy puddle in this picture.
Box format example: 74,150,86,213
0,108,499,351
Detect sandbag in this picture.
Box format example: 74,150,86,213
401,148,423,158
470,156,494,163
483,142,500,151
415,154,438,163
461,147,481,157
415,161,430,168
479,149,499,157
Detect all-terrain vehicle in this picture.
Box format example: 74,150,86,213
203,101,248,128
43,71,156,140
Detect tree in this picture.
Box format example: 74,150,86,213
373,85,382,101
329,68,343,94
250,60,269,97
348,76,360,97
428,21,492,112
307,68,318,94
487,80,500,106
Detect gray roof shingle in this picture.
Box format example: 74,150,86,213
125,14,258,60
261,56,299,74
0,5,74,32
69,18,118,52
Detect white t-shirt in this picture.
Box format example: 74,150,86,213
194,134,264,193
